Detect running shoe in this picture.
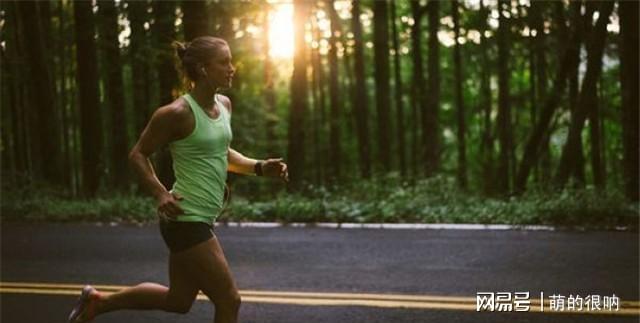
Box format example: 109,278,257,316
67,285,98,323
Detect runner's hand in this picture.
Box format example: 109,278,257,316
156,191,184,219
261,158,289,182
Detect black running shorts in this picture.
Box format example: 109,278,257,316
159,219,214,253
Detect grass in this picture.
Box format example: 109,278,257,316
2,176,638,229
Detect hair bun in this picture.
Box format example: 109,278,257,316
173,41,188,60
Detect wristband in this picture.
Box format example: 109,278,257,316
254,161,264,176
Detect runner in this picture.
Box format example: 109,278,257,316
68,36,288,323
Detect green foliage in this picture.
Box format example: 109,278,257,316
2,177,155,223
3,195,153,223
3,175,637,229
1,173,640,228
223,175,638,228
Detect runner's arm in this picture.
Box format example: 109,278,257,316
129,107,177,198
227,148,259,175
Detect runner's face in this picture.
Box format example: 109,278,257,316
203,46,235,89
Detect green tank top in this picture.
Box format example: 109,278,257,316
169,93,232,224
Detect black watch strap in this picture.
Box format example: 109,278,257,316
254,161,264,176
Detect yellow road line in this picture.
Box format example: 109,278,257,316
0,282,475,303
1,282,638,316
3,282,638,306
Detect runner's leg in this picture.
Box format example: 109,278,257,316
181,235,241,323
91,252,200,315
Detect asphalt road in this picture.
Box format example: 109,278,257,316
1,222,638,323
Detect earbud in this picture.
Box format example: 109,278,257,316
200,66,216,91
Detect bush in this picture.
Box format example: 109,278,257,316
1,177,155,223
221,176,639,229
2,175,638,229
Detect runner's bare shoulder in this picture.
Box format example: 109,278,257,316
148,97,193,142
217,94,233,114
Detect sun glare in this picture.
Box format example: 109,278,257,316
268,3,294,59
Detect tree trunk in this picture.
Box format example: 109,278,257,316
262,6,278,158
99,0,129,190
4,2,25,175
58,0,72,191
311,21,326,185
339,25,356,175
182,0,208,40
588,82,604,189
568,2,589,186
390,0,406,177
536,13,553,186
496,0,512,194
2,58,16,174
410,0,426,178
17,1,63,185
154,1,179,105
38,0,55,82
555,1,614,188
287,0,310,185
478,0,494,195
424,0,440,176
316,27,328,184
153,0,179,189
351,0,371,178
73,0,104,196
529,0,551,185
40,1,66,185
598,76,607,185
528,6,538,183
10,0,37,177
326,0,342,180
452,0,467,189
127,0,151,136
373,0,392,172
619,0,639,201
1,3,15,175
65,0,82,194
514,1,584,194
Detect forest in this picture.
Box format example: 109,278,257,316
1,0,638,225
